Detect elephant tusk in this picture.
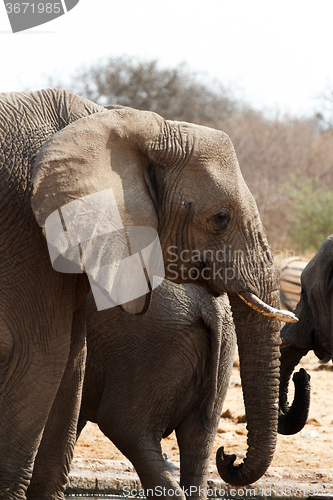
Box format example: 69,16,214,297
237,292,298,323
280,338,291,349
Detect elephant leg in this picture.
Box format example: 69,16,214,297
176,406,222,500
124,442,185,500
0,294,70,500
95,389,185,500
26,304,87,500
0,322,72,500
175,340,234,499
98,412,184,500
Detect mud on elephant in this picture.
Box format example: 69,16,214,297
0,89,295,498
78,281,236,500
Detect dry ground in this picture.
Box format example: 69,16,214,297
74,351,333,470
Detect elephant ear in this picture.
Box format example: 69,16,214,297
31,108,171,314
199,296,225,420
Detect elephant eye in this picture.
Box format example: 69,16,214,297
208,209,230,233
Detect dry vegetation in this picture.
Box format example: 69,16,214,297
53,55,333,255
222,113,333,251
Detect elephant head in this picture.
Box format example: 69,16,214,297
31,107,296,485
279,235,333,436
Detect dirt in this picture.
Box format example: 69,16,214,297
74,351,333,472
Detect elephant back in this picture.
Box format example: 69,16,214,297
276,257,308,311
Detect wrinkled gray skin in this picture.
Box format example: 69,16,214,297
279,235,333,435
78,281,236,500
0,89,281,499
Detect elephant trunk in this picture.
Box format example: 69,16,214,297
278,344,310,435
216,293,281,486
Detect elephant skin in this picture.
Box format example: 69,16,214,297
278,235,333,435
78,281,236,500
0,89,287,498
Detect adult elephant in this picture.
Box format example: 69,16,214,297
279,235,333,434
78,282,236,500
0,89,295,499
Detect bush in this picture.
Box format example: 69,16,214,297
286,175,333,252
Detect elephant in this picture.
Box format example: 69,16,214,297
278,235,333,435
0,88,296,499
78,281,236,500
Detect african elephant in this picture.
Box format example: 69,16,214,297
279,235,333,434
0,88,295,499
78,281,236,500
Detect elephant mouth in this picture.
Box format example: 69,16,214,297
206,279,298,324
280,331,331,361
206,282,222,298
312,330,331,362
314,342,331,363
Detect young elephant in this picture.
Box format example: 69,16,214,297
278,236,333,434
78,280,236,500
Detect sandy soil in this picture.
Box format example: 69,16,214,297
74,351,333,471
